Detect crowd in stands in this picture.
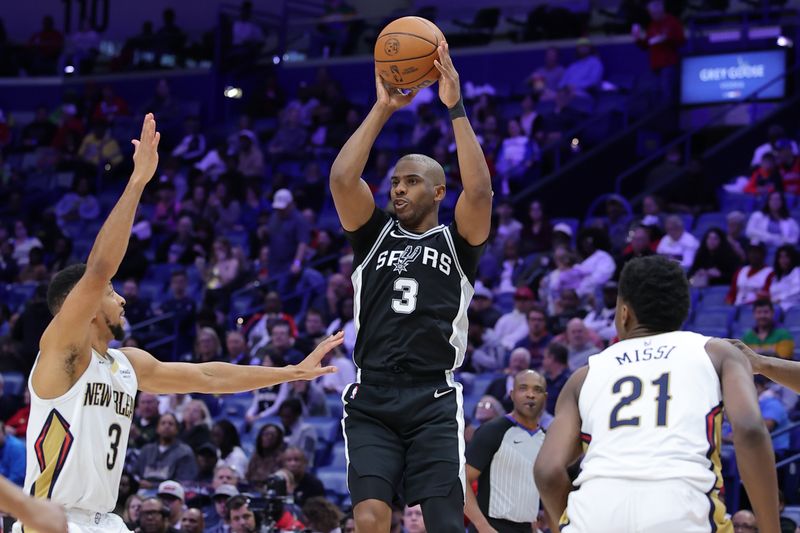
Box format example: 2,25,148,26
1,9,800,533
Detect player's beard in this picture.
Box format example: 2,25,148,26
106,318,126,341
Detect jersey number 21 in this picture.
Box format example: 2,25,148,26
609,373,671,429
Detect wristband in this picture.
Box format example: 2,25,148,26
448,95,466,120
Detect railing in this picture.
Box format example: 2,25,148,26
613,60,800,198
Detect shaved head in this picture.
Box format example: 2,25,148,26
397,154,446,186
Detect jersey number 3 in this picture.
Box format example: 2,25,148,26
609,373,671,429
107,423,122,470
392,278,419,314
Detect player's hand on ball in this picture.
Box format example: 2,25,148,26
20,497,68,533
726,338,763,374
374,69,416,112
295,331,344,379
434,41,460,108
131,113,161,185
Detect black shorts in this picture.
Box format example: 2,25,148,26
342,370,465,506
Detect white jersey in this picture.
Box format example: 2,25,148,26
576,331,724,497
24,348,137,512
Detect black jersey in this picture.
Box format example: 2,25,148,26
344,208,484,374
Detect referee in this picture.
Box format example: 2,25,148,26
465,370,547,533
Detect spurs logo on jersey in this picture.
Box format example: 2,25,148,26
24,348,138,512
346,209,484,375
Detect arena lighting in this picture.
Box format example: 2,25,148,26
777,36,794,48
64,65,75,74
272,55,281,65
224,86,243,99
570,137,581,153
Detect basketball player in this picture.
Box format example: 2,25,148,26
329,41,492,533
16,114,343,533
0,475,67,532
534,256,779,533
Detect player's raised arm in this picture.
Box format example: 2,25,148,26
435,41,492,245
329,72,415,231
125,332,343,394
729,338,800,393
0,475,67,533
707,339,780,533
36,114,160,396
534,367,587,531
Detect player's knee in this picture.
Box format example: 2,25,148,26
354,500,391,531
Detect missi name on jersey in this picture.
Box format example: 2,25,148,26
374,244,453,276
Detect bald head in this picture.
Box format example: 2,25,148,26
514,369,545,387
731,510,756,530
397,154,446,186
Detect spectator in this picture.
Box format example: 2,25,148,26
212,464,240,489
141,79,182,123
688,228,741,288
562,318,602,369
226,330,260,366
20,106,57,150
469,284,502,328
227,493,304,533
282,447,325,507
751,125,798,167
518,93,541,138
558,38,604,96
194,442,218,485
180,508,204,533
4,388,30,438
494,120,539,195
494,199,523,249
245,356,290,424
198,237,241,309
529,47,564,100
726,211,748,262
278,399,317,467
324,297,356,355
133,412,199,488
770,245,800,311
465,370,546,533
171,116,206,163
54,175,100,227
263,320,306,366
232,1,264,47
542,342,571,415
656,215,699,269
0,423,25,485
10,283,51,373
583,281,618,342
211,420,248,477
287,380,329,417
205,484,238,533
11,220,43,267
121,278,153,326
465,395,506,444
302,497,343,533
268,189,310,294
17,247,49,283
206,181,242,234
245,291,299,353
157,480,186,530
268,108,308,159
741,299,795,359
27,15,64,74
776,139,800,194
179,399,212,451
77,120,123,169
547,288,587,336
575,228,615,299
541,246,583,314
485,348,532,412
156,270,197,357
633,0,685,102
317,344,356,395
235,130,264,179
295,308,328,354
492,286,537,350
513,307,552,368
130,391,161,448
728,242,774,306
755,376,790,458
731,510,759,533
62,18,99,74
536,87,584,146
520,200,553,255
744,152,783,195
123,494,143,530
138,497,174,533
246,423,285,486
403,505,427,533
92,86,130,122
155,8,185,57
745,192,799,247
616,225,655,278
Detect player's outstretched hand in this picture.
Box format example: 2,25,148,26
18,496,68,533
375,69,416,112
131,113,161,185
725,338,764,374
433,41,460,109
294,332,344,380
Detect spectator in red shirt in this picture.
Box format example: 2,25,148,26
92,86,130,122
633,0,685,102
776,139,800,194
744,152,784,195
28,15,64,74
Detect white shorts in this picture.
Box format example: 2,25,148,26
13,508,131,533
560,478,730,533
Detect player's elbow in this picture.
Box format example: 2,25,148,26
731,417,771,448
533,456,563,492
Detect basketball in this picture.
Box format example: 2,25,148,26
374,16,445,91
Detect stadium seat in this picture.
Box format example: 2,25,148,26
473,372,501,397
693,325,729,338
692,309,731,330
696,286,730,311
325,395,343,419
328,442,347,469
308,417,342,444
316,468,348,497
222,394,253,418
6,283,38,313
139,278,166,305
692,212,727,239
1,372,25,397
